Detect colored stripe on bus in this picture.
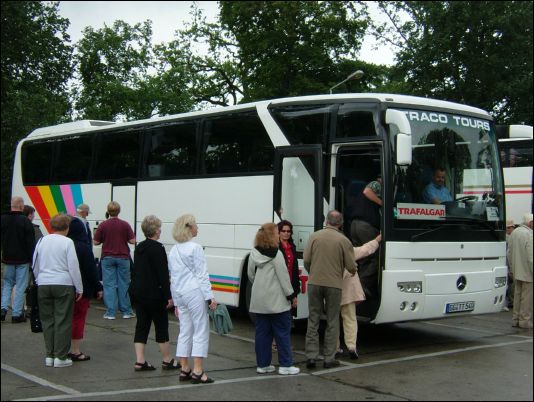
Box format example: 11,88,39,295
210,274,240,285
25,186,52,233
60,184,76,215
210,274,240,293
211,285,240,293
24,184,84,233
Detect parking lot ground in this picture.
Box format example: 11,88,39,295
1,300,532,401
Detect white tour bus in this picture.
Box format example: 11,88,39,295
12,93,511,323
496,125,533,225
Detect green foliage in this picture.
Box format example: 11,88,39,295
219,1,369,101
1,1,74,209
373,1,533,124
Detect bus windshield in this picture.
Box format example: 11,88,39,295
392,109,504,228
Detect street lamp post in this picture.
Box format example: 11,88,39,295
329,70,364,94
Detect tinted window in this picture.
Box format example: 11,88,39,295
53,135,93,182
336,104,377,138
145,122,197,178
270,104,334,145
94,130,140,180
499,139,532,168
21,141,53,184
202,112,273,174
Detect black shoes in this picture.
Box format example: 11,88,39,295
1,309,6,321
348,349,359,360
306,359,316,369
12,315,27,323
323,360,340,368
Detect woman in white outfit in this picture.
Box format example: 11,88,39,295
168,214,217,384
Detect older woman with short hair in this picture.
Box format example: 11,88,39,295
168,214,217,384
33,213,83,368
129,215,179,371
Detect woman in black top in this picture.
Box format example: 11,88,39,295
130,215,180,371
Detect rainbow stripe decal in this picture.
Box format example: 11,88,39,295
210,274,240,294
24,184,84,234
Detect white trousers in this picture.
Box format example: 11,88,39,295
176,288,210,358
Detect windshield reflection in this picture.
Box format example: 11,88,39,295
393,109,503,228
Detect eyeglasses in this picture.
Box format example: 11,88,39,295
280,230,292,233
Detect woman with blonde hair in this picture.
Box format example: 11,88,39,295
247,223,299,375
168,214,217,384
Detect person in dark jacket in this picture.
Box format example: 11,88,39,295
130,215,179,371
67,217,103,361
1,197,36,323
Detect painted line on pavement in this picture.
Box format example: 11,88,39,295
13,338,532,401
2,363,81,396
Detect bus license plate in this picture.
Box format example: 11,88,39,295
446,301,475,314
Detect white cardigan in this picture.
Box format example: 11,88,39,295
33,234,83,294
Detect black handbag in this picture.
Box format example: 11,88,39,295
28,239,43,333
30,305,43,333
26,273,38,307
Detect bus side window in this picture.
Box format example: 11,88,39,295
202,112,273,175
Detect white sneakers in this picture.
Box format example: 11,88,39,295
103,314,116,320
45,357,54,367
278,366,300,375
257,365,300,375
256,365,276,374
53,357,73,368
122,313,136,319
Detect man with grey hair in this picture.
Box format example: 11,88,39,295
75,204,92,246
508,213,533,329
1,197,36,322
303,210,357,369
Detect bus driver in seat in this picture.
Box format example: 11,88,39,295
423,167,453,204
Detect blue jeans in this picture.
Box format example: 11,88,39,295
101,257,133,317
1,263,30,316
255,310,293,367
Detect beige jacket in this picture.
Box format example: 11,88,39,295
304,226,357,289
507,224,533,282
340,239,379,306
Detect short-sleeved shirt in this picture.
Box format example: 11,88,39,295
367,180,382,198
423,183,453,204
93,217,134,259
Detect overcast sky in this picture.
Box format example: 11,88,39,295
58,1,395,66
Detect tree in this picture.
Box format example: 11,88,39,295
161,1,376,107
75,20,194,120
1,1,74,210
372,1,533,124
219,1,370,102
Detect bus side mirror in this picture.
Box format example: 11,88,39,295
386,109,412,165
396,134,412,166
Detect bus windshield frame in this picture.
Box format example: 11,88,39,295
389,108,505,242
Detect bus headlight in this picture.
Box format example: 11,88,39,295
494,277,507,288
398,281,422,293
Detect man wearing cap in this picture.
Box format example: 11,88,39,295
507,213,533,329
75,204,92,246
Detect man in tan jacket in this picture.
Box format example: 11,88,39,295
303,210,357,369
508,213,533,329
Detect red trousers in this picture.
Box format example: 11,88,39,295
72,297,91,340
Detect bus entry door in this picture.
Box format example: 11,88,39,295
273,145,323,253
